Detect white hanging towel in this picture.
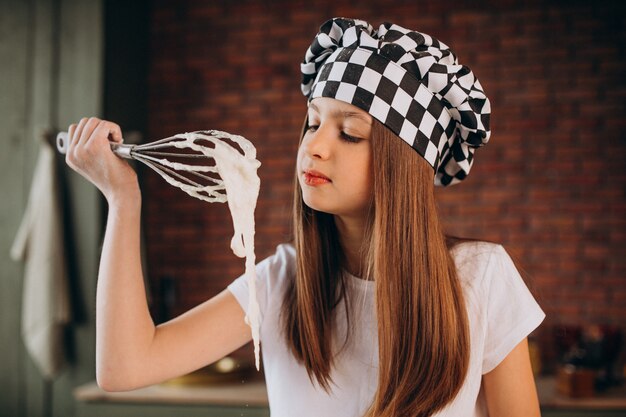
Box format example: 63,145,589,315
10,139,71,380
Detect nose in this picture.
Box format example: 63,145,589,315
304,125,332,160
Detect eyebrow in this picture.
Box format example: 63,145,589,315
308,102,372,124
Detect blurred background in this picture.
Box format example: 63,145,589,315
1,0,625,416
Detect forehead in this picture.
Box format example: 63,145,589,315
308,97,372,125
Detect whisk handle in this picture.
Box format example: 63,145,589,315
56,131,134,159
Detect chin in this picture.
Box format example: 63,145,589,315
301,194,332,215
302,198,327,214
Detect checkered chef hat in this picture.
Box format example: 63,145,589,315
301,18,491,186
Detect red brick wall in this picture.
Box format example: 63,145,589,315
144,0,626,370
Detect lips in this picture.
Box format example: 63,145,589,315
302,169,331,186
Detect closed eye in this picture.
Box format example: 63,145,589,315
306,124,362,143
340,132,361,143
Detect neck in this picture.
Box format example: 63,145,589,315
334,214,368,278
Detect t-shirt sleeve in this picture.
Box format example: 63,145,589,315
227,243,295,325
481,245,546,374
227,270,254,316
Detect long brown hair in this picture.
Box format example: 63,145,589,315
283,119,470,416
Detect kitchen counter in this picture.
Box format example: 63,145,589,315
74,378,269,407
536,376,626,411
74,375,626,417
73,377,269,417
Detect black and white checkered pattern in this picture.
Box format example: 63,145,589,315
301,18,491,186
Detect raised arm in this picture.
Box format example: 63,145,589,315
65,118,252,391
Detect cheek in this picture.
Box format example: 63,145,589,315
296,137,309,160
340,152,373,203
295,146,306,186
352,151,372,187
295,145,304,169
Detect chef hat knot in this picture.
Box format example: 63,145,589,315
301,17,492,186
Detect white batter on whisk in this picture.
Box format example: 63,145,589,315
147,131,263,370
59,129,263,368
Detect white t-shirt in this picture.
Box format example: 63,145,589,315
227,241,545,417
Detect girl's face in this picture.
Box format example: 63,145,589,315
297,97,373,219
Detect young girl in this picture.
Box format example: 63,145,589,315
65,18,545,417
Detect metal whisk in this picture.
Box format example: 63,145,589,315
56,130,261,203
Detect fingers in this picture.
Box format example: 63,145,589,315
66,117,123,167
62,117,136,199
87,120,123,151
77,117,101,149
66,118,86,168
66,118,85,152
67,123,77,149
106,121,123,144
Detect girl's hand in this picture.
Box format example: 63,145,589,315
65,117,140,204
